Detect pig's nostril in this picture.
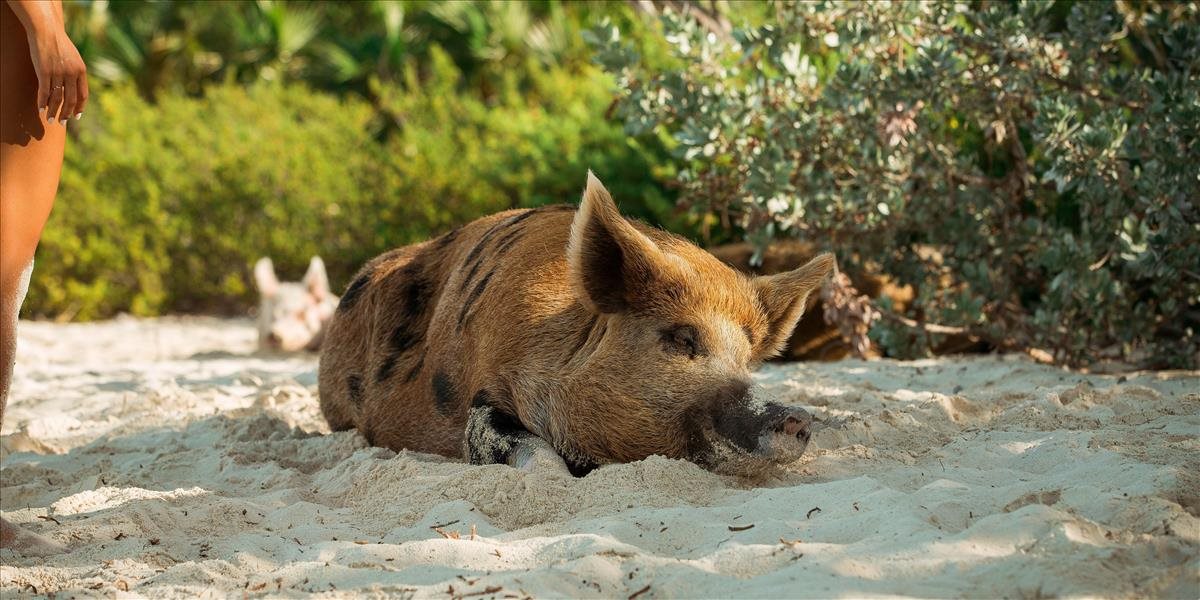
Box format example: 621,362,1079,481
267,332,282,346
780,415,810,441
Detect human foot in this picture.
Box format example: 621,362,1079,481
0,516,66,556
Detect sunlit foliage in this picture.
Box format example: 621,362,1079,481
593,1,1199,367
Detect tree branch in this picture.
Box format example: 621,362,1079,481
628,0,732,41
871,302,975,336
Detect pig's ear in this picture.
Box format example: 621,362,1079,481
254,257,280,298
568,171,674,313
752,253,836,358
304,256,331,299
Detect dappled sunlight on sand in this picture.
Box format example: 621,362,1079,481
2,318,1197,597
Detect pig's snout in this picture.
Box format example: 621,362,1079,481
710,388,815,464
759,406,812,462
266,332,282,347
777,408,813,444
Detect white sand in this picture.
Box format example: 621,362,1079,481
2,316,1197,598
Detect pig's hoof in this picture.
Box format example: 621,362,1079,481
0,517,68,557
509,440,572,475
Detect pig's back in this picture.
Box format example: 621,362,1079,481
318,204,579,456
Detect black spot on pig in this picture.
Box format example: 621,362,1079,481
432,371,458,416
347,374,364,407
338,273,371,313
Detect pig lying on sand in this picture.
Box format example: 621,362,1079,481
319,173,834,476
254,256,339,352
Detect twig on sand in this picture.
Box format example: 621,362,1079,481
37,515,61,525
629,584,652,599
430,519,461,529
806,507,822,519
154,551,183,564
459,586,503,598
433,527,460,540
777,537,805,560
727,523,755,532
434,522,478,540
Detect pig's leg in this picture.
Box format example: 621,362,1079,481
464,401,570,474
508,437,572,472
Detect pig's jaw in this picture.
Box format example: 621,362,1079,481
507,372,812,474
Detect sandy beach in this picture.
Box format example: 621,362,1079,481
1,316,1197,598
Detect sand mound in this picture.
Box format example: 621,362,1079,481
2,317,1197,597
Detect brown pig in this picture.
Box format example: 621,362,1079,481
317,173,834,475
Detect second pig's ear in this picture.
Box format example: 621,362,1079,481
304,256,331,299
254,257,280,299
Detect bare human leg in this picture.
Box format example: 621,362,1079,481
0,0,68,556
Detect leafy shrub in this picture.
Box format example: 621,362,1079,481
26,56,674,319
32,83,380,318
593,1,1199,367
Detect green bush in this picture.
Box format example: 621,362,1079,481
593,1,1199,367
26,56,675,319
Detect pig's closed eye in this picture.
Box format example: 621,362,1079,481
661,325,700,359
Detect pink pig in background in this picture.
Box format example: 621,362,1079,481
253,256,339,352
